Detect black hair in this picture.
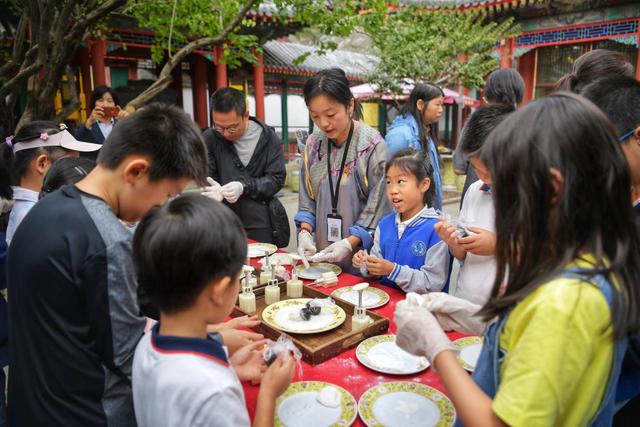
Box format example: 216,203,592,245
458,103,515,155
400,83,445,152
386,148,435,206
97,103,208,185
480,92,640,338
133,194,247,314
40,157,96,199
484,69,525,107
556,49,634,94
210,87,247,117
582,75,640,138
2,121,68,185
89,86,120,110
303,68,362,120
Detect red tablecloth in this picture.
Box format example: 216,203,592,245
242,254,467,426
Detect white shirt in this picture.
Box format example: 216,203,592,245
132,325,251,427
455,180,496,305
6,186,39,245
98,119,114,140
394,204,428,239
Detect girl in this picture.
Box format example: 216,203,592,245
295,68,389,273
556,49,633,94
385,83,444,209
3,121,101,243
395,93,640,426
39,157,96,199
75,86,129,145
352,148,449,293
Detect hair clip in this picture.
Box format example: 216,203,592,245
58,123,68,131
4,136,13,148
40,132,49,141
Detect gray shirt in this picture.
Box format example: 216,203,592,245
234,121,263,167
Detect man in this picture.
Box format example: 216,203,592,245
203,88,287,245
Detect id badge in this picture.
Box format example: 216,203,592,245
327,213,343,242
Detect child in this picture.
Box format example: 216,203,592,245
7,104,209,426
395,93,640,426
39,156,96,198
352,148,449,293
132,195,294,427
435,103,514,305
2,121,101,243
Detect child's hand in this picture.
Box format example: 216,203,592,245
261,354,295,399
457,227,496,256
434,220,462,247
230,340,267,383
365,256,394,276
352,250,367,268
219,315,261,331
214,328,264,356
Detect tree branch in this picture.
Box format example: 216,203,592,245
0,59,41,99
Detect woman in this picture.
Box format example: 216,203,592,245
385,83,444,209
295,68,389,273
75,86,128,144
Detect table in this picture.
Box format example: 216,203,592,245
242,255,468,426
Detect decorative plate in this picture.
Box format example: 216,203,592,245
358,382,456,427
294,263,343,280
248,243,278,258
453,336,483,372
356,335,429,375
275,381,357,427
262,298,346,334
331,286,390,309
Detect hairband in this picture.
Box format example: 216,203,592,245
4,136,13,149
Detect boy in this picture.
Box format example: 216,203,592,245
7,104,208,426
435,103,514,305
131,195,294,427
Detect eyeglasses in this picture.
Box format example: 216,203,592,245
619,129,636,142
214,123,241,134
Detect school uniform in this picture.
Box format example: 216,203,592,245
132,324,250,427
362,206,450,293
6,186,39,245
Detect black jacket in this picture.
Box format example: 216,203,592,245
203,117,286,233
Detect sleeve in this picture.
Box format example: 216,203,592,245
384,128,408,158
83,241,146,379
387,238,450,294
348,142,390,250
74,124,97,143
360,225,382,277
492,283,611,426
202,129,221,181
190,386,251,427
295,141,317,231
242,129,286,201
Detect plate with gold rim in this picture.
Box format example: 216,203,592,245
262,298,346,334
356,335,429,375
275,381,357,427
452,336,483,372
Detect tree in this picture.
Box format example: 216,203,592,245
125,0,384,110
361,6,516,94
0,0,127,133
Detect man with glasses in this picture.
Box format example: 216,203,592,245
203,87,286,244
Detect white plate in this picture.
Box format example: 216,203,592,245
358,382,456,427
295,263,342,280
266,253,294,265
262,298,346,334
331,286,390,309
453,336,483,372
275,381,357,427
248,243,277,258
356,335,429,375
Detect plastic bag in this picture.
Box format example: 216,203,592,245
437,210,476,238
263,334,303,375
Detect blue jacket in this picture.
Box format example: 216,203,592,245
384,114,443,209
74,121,113,145
363,207,450,293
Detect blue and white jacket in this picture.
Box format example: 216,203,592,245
362,206,451,293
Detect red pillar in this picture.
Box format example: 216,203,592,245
128,65,137,81
91,39,107,88
171,65,183,107
636,22,640,80
78,46,93,117
518,49,536,103
192,55,209,129
500,37,514,69
253,51,265,122
215,45,228,89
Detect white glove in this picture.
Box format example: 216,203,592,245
297,230,317,257
221,181,244,204
201,177,223,202
423,292,486,335
309,238,352,263
394,302,455,364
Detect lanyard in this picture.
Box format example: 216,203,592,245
327,121,354,215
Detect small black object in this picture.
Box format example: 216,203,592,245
306,301,321,316
300,307,312,321
264,349,277,366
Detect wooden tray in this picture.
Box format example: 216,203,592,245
232,282,389,365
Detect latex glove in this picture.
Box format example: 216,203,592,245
423,292,486,335
297,230,317,257
309,238,352,263
394,303,454,364
201,177,223,202
221,181,244,203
